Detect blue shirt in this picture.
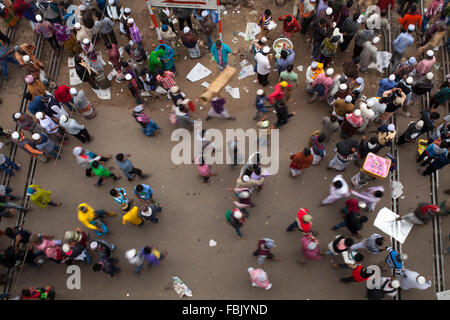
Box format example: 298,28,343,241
385,247,402,269
275,49,295,73
28,96,46,115
112,188,128,205
377,78,397,96
393,32,414,54
134,184,153,200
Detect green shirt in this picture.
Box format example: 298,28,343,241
279,71,299,85
91,163,111,177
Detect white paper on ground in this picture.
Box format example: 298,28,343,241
391,181,404,199
107,69,116,81
186,62,212,82
238,32,246,38
141,91,151,96
240,60,248,67
297,65,304,72
209,239,217,247
69,69,83,86
155,86,167,94
68,57,75,67
374,207,413,244
244,22,261,41
267,21,277,30
91,87,111,100
238,64,256,80
436,290,450,300
201,82,210,88
225,86,240,99
173,276,193,298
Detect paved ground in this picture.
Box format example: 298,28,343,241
0,0,448,299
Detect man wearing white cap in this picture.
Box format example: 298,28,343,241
410,72,434,105
35,111,63,142
119,7,132,36
125,248,145,275
305,61,322,93
252,238,277,265
332,94,354,122
376,74,397,97
415,50,436,80
390,25,415,72
93,11,117,46
180,27,201,59
198,10,216,50
70,88,96,119
106,0,123,21
34,15,60,50
125,73,143,104
311,67,335,102
397,269,432,290
394,56,416,81
300,0,317,34
248,267,272,290
350,77,365,103
341,109,363,138
226,208,247,238
211,39,232,71
59,115,91,143
73,146,111,177
32,132,60,160
377,123,397,147
397,120,424,145
359,36,379,71
127,18,142,44
74,22,91,43
357,101,375,131
79,4,95,30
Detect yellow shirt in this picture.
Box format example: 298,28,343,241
77,203,97,230
122,206,143,226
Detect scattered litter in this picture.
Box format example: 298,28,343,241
186,63,212,82
199,106,203,110
238,64,256,80
297,65,303,72
161,108,164,111
141,91,151,96
240,60,248,67
253,79,257,83
433,63,441,70
68,57,75,67
267,21,277,30
324,177,327,179
265,221,269,226
91,87,111,100
120,89,124,92
436,290,450,300
238,32,246,38
209,239,217,247
225,85,240,99
116,93,119,95
391,181,404,199
374,207,413,244
126,293,129,297
69,69,82,86
184,56,187,60
400,196,405,199
201,82,210,88
173,276,192,298
243,22,261,41
223,10,228,15
107,69,117,81
243,86,249,93
155,86,167,94
232,37,239,43
249,10,258,15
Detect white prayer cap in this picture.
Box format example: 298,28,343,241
356,77,364,84
339,83,347,90
59,114,68,123
125,249,137,260
326,7,333,15
417,276,426,285
311,61,318,68
345,95,352,103
408,57,416,64
406,77,413,84
388,74,395,81
35,14,42,22
359,102,367,109
35,112,44,119
400,253,408,261
202,10,209,17
233,209,243,219
134,105,144,112
372,36,380,44
366,99,375,107
141,207,153,217
124,8,131,13
90,241,98,250
79,5,86,11
358,201,367,208
260,37,268,44
368,141,377,149
25,75,34,83
354,109,361,117
62,244,70,253
387,124,395,131
425,72,433,80
408,24,415,31
108,0,115,4
256,89,264,96
262,46,270,54
415,120,424,130
326,68,334,76
23,55,30,63
11,132,20,140
74,22,81,29
82,38,90,44
183,27,190,34
70,88,78,95
125,73,132,81
170,86,179,93
14,112,21,120
242,175,250,182
426,50,434,57
390,280,400,288
307,242,317,250
239,191,250,199
127,18,134,24
32,133,41,141
211,96,219,101
73,146,83,156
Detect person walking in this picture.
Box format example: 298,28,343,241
359,36,379,72
91,160,120,187
339,13,360,52
351,233,385,254
77,202,116,233
300,0,317,34
397,120,424,145
332,198,369,238
93,11,117,46
115,153,147,181
322,174,350,205
390,25,415,72
325,234,354,255
397,269,432,290
247,267,272,290
125,248,145,276
181,27,201,59
34,15,60,50
396,203,440,226
327,139,359,171
92,255,121,277
353,26,374,59
321,115,340,141
351,186,385,211
27,184,61,208
286,208,313,234
226,208,247,239
289,147,314,177
59,115,92,143
211,40,232,72
205,96,236,121
0,144,21,176
122,206,143,227
377,74,397,97
31,133,60,160
255,46,271,86
0,37,19,80
252,238,277,265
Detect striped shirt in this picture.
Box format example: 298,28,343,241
112,188,129,205
341,17,359,36
392,32,414,54
259,14,272,29
156,71,176,90
279,70,299,85
275,49,295,73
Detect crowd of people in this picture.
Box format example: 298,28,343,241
0,0,449,299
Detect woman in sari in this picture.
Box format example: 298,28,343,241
54,23,81,56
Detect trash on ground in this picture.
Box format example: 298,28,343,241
373,207,413,244
68,57,75,67
91,87,111,100
69,69,83,86
243,22,261,41
391,181,404,199
297,65,303,72
107,69,117,81
173,276,193,298
232,37,239,43
240,60,248,67
238,65,256,80
267,21,277,30
225,85,240,99
186,63,212,82
201,82,210,88
209,239,217,247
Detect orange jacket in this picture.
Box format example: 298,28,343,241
398,12,422,30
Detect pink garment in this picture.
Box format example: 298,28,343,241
301,235,322,261
345,113,363,128
34,239,60,252
425,0,443,18
312,73,334,97
416,57,436,76
195,155,211,177
248,268,271,289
